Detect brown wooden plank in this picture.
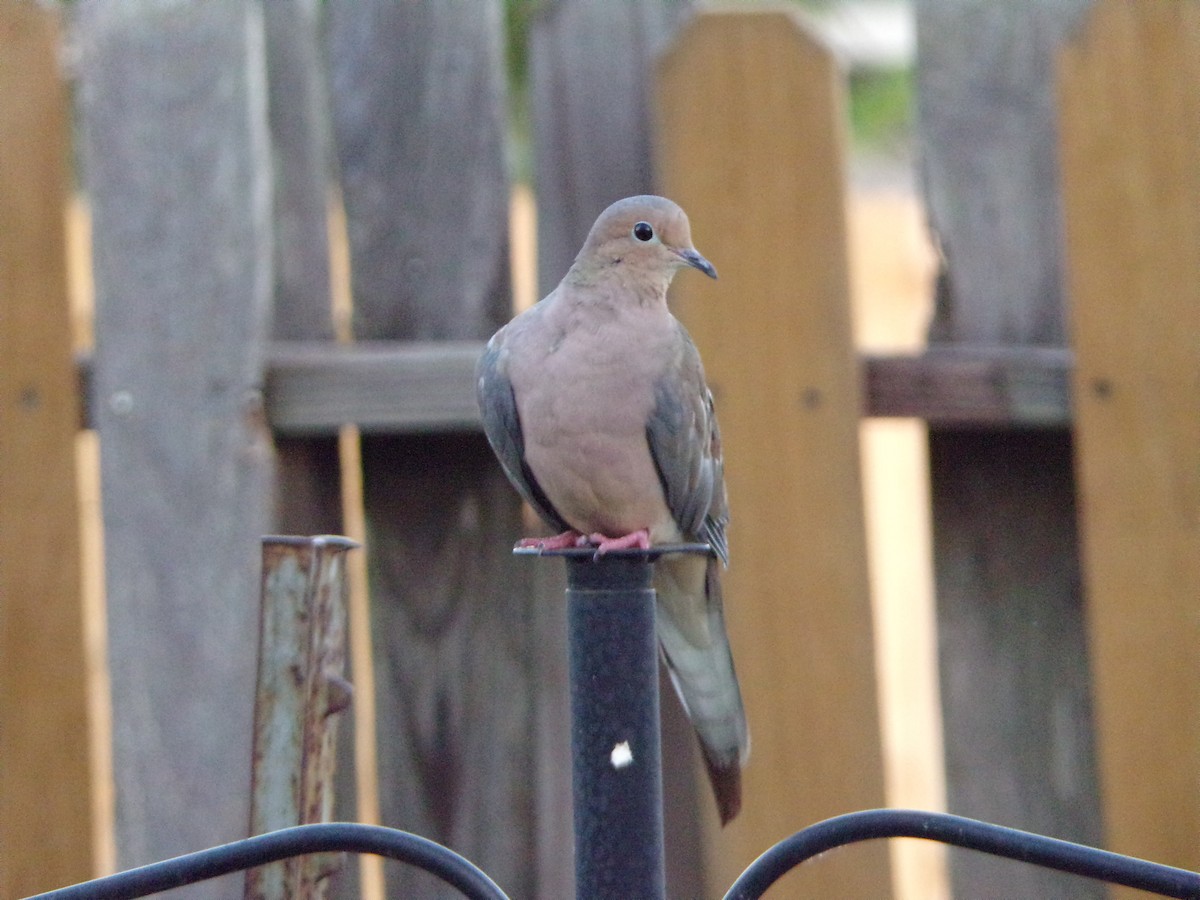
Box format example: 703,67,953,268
75,3,275,892
326,4,570,897
914,2,1101,896
1058,0,1200,882
266,343,1075,433
658,11,891,897
864,347,1072,426
0,3,95,894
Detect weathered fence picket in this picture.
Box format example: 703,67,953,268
1059,0,1200,885
914,1,1101,896
263,0,343,538
529,0,691,295
75,3,276,897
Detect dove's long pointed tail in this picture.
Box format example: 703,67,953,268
654,553,749,825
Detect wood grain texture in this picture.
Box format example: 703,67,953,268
928,430,1099,896
916,0,1091,345
265,342,483,435
658,12,891,897
264,0,333,348
262,0,342,552
326,3,571,897
915,2,1101,896
1058,0,1200,883
75,2,275,893
327,1,510,344
0,3,95,894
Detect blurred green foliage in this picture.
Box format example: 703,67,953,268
848,67,915,153
504,0,539,95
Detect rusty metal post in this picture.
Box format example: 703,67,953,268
245,535,358,900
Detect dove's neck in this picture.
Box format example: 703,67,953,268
564,259,673,308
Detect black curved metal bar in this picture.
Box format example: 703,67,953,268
723,809,1200,900
31,823,510,900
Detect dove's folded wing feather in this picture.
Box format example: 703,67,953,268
477,338,572,533
645,324,729,565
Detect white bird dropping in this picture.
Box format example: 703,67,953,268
610,740,634,769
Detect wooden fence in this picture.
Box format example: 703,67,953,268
1,1,1197,898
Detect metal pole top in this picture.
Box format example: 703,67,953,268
512,541,714,561
513,542,715,588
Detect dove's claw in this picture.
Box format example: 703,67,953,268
588,529,652,560
515,530,584,552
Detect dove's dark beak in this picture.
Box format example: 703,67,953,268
678,247,718,279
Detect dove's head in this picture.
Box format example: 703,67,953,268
568,195,717,291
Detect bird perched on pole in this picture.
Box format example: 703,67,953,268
475,195,749,824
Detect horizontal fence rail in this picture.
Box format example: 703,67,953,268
73,344,1075,435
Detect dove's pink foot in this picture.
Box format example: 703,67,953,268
515,530,584,551
588,528,652,556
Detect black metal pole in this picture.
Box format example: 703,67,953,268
564,550,665,900
516,545,712,900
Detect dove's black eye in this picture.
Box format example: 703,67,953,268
632,221,654,242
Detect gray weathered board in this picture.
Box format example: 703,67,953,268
75,2,274,897
529,0,692,295
325,2,570,897
264,0,343,533
914,1,1100,898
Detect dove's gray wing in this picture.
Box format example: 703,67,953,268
476,337,571,533
645,323,729,564
645,321,747,824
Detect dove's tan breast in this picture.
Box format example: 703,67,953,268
508,301,681,542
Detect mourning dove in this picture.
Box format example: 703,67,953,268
476,195,749,824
